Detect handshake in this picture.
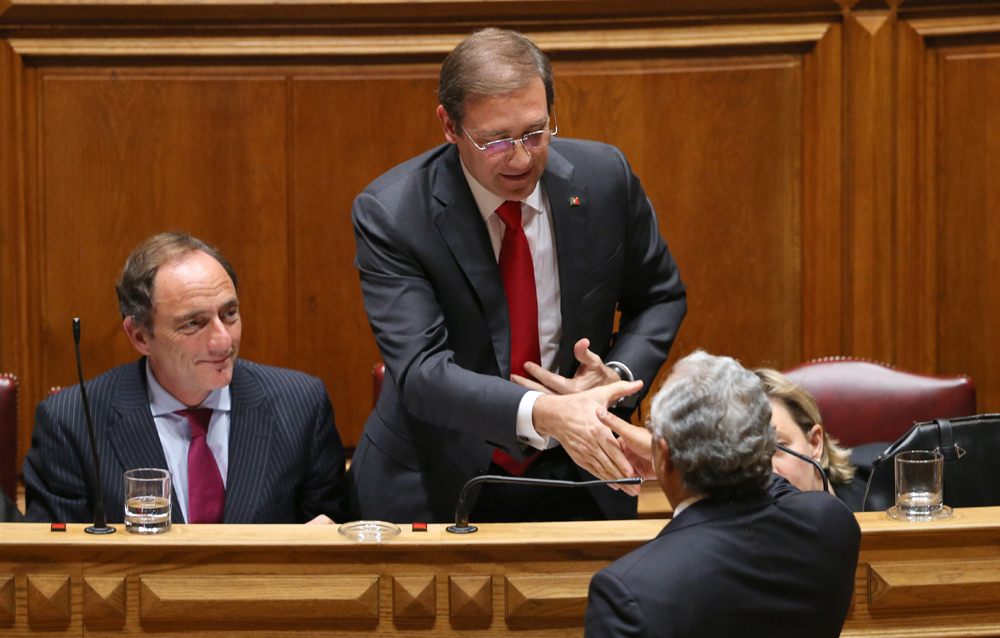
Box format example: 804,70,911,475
511,339,657,497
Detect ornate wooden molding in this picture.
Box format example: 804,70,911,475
7,23,832,59
907,15,1000,38
26,575,71,626
83,576,127,626
393,575,436,619
869,559,1000,608
140,574,380,624
448,575,492,619
0,575,14,624
0,0,845,26
505,573,591,619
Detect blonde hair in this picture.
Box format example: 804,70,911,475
755,368,856,485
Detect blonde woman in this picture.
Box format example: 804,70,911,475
755,369,865,510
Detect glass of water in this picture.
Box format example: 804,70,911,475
887,450,951,521
124,468,172,534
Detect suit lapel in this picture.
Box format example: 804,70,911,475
223,362,272,524
432,145,512,375
543,147,590,376
108,359,184,524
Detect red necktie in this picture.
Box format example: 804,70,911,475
176,408,225,523
493,200,542,476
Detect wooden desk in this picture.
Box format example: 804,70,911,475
2,510,1000,637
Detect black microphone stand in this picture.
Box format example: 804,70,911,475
775,443,830,493
447,474,643,534
75,319,115,534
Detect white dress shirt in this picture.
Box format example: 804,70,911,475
671,493,707,518
145,360,231,523
460,160,561,450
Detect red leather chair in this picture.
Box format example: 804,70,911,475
782,358,977,448
372,363,385,409
0,374,18,502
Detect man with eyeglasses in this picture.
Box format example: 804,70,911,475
349,28,687,524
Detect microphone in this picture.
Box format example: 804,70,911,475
775,443,829,493
446,474,644,534
74,318,116,535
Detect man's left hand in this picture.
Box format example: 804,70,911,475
306,514,334,525
522,338,619,395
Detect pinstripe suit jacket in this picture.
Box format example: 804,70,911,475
23,358,348,524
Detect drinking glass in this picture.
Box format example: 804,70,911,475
124,468,172,534
887,451,951,521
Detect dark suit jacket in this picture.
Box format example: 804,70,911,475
349,139,687,523
1,491,23,522
584,476,861,638
23,358,348,524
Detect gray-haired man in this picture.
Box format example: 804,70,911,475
585,351,860,638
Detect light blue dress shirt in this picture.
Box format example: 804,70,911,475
145,360,231,523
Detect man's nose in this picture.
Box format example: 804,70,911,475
207,317,233,351
506,139,532,168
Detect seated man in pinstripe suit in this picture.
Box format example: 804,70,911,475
23,232,348,525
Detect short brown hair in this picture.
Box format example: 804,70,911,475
755,368,856,485
438,27,554,128
116,232,237,334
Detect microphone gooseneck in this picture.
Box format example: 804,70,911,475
75,318,116,534
446,474,644,534
775,443,830,493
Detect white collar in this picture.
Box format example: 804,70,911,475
459,156,546,223
671,493,707,519
145,359,231,416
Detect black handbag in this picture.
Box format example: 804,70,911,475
862,414,1000,512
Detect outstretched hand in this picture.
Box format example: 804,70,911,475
521,338,621,395
532,379,644,497
597,408,657,480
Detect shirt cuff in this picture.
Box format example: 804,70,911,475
515,390,549,450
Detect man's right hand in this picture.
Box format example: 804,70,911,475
532,380,643,495
597,408,657,480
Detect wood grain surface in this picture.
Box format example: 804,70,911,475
3,0,1000,480
2,511,1000,636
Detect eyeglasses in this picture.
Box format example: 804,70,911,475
462,111,558,157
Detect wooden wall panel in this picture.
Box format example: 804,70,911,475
290,68,443,445
844,10,895,362
3,0,1000,471
896,14,1000,414
557,56,804,376
935,47,1000,414
37,71,293,383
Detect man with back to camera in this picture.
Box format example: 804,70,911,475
349,27,687,524
584,351,861,638
23,232,349,525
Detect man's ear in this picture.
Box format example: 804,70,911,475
123,317,152,356
656,437,672,478
436,105,460,144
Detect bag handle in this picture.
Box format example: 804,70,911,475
936,418,966,461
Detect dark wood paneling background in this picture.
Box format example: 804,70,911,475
2,0,999,471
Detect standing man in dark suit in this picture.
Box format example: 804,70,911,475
24,232,348,525
349,27,687,524
585,351,861,638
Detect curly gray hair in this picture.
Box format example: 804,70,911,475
648,351,775,500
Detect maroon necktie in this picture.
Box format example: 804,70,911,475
493,200,542,476
176,408,225,523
